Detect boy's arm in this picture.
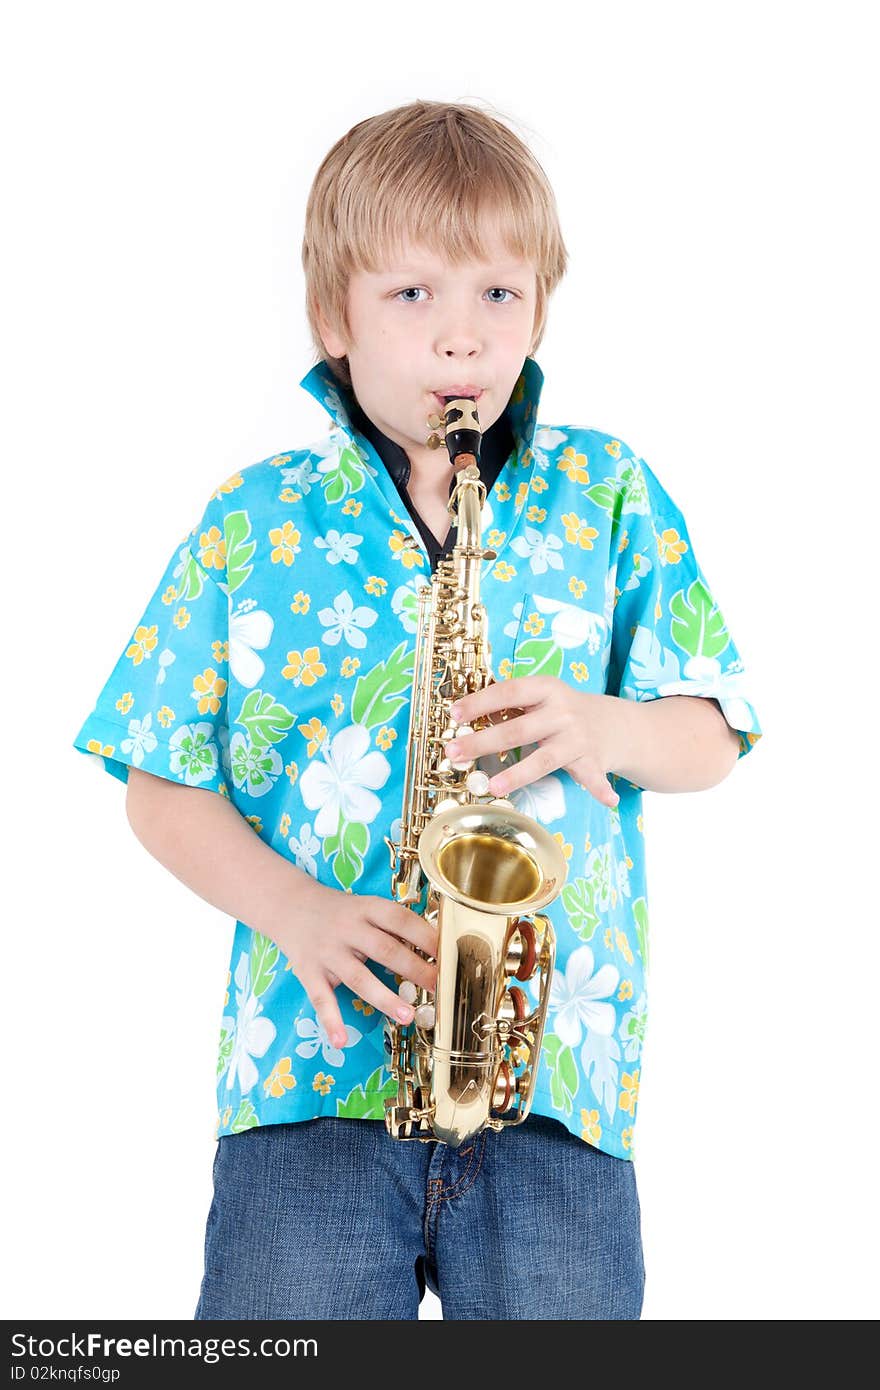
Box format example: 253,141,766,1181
125,768,319,933
610,694,742,793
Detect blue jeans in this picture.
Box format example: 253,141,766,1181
194,1113,645,1320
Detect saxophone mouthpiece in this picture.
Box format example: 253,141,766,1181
426,395,482,468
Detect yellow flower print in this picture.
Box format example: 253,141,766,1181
341,656,361,677
498,657,513,679
245,815,263,833
389,507,410,527
353,998,375,1017
524,612,544,635
279,487,302,503
269,521,302,566
212,640,228,664
618,980,634,1002
615,929,634,965
313,1073,335,1096
193,668,227,715
86,739,114,757
126,624,158,665
619,1069,640,1115
568,576,587,599
604,927,614,951
557,447,590,484
210,472,245,498
157,706,174,728
530,474,549,494
219,783,229,798
365,575,387,596
268,454,292,469
283,647,326,687
580,1108,602,1145
486,529,507,548
221,1105,233,1127
161,585,177,605
264,1058,298,1098
285,760,299,785
116,692,134,715
492,561,516,582
552,833,573,861
605,440,622,459
331,693,344,716
280,812,291,837
342,498,363,517
199,526,226,571
526,506,547,524
584,832,592,855
496,481,511,502
658,526,688,565
570,661,589,683
561,511,599,550
298,718,327,757
621,1127,634,1152
514,481,529,512
389,529,425,569
637,812,644,833
291,591,310,615
173,606,190,630
377,726,397,751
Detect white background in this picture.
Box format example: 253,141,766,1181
4,0,877,1322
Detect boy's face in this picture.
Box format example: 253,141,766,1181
317,230,538,483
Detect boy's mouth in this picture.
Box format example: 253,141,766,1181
433,390,484,407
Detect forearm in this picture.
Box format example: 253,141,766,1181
125,770,314,935
608,694,741,793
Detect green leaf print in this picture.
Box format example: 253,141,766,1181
237,689,296,746
250,933,279,998
511,637,564,681
584,480,624,518
351,642,415,729
632,897,649,971
325,817,369,891
337,1065,397,1119
562,876,601,942
216,1025,234,1080
669,579,729,660
231,1099,259,1132
225,510,256,594
321,445,367,505
178,550,206,602
543,1035,579,1117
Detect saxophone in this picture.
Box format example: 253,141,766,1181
382,393,568,1146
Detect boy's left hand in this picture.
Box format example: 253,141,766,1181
445,677,624,810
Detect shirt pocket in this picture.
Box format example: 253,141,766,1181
511,590,611,693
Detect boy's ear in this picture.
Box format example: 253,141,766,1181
315,301,348,361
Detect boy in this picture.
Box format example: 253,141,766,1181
73,99,762,1320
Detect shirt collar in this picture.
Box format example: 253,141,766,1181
297,356,545,479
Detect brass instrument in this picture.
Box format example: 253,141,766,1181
382,393,568,1146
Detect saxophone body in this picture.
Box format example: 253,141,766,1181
383,395,568,1147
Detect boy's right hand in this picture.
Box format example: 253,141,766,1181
269,879,439,1049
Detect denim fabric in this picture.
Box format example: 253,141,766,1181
194,1113,644,1320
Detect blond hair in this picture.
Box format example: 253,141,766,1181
301,99,569,391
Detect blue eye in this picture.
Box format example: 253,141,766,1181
393,287,516,304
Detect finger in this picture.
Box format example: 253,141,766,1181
362,926,438,995
372,899,439,959
487,741,564,797
567,767,620,811
450,675,552,726
444,709,555,766
306,980,350,1050
341,958,420,1026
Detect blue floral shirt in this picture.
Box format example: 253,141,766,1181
72,356,762,1159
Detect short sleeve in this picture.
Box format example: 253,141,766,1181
72,494,231,792
606,455,763,762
